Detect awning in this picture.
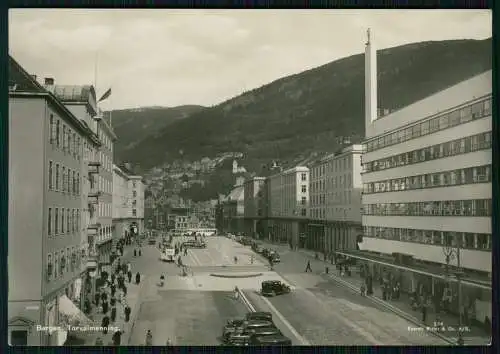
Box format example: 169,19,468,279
58,295,93,327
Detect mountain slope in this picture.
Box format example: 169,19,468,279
110,105,205,162
123,38,492,172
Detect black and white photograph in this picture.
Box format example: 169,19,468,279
7,9,492,346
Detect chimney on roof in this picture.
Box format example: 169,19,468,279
44,78,54,86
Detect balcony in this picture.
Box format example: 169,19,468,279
88,191,101,205
87,161,101,175
87,222,100,236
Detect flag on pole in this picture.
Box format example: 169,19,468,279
99,88,112,102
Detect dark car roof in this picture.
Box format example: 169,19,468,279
246,312,272,318
262,280,281,284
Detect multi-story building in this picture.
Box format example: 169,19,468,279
8,57,99,346
49,85,117,270
358,31,492,326
267,167,309,248
112,164,145,244
308,144,363,253
243,177,266,238
221,176,245,234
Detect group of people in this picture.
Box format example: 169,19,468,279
94,257,141,346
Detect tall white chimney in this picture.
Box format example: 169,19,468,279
364,28,378,137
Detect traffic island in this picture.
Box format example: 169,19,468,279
210,273,263,279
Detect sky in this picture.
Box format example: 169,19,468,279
9,9,491,110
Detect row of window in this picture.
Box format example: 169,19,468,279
270,209,307,217
48,207,81,236
49,114,83,161
310,207,353,220
364,97,491,153
311,173,353,192
363,165,491,194
363,226,492,251
311,155,354,178
48,161,81,194
311,190,355,206
46,246,85,281
363,199,491,217
363,131,492,173
97,129,113,151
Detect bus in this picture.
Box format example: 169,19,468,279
185,228,217,236
160,243,175,262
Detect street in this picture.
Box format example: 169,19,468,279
122,237,259,345
241,240,448,345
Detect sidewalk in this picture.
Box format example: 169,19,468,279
257,240,490,346
83,244,146,346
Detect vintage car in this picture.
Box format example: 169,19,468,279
261,280,291,297
245,312,273,322
224,320,274,342
250,334,292,346
222,319,246,337
223,334,250,346
268,251,280,263
249,326,282,340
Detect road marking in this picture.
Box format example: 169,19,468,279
260,296,311,345
189,250,202,266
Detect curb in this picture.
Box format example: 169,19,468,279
323,272,457,345
210,273,263,279
124,277,149,345
238,289,256,312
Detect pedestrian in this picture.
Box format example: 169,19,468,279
112,329,122,346
111,306,117,322
102,300,109,314
139,248,142,256
111,284,116,297
184,247,188,256
124,305,131,322
127,262,131,273
136,272,141,284
134,249,137,257
127,270,132,283
94,293,100,307
145,329,153,346
111,273,116,284
422,302,427,323
110,295,116,306
305,260,312,273
123,285,128,297
101,292,108,303
101,315,110,334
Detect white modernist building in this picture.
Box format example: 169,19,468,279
267,166,309,247
360,29,491,326
112,164,145,242
308,144,363,253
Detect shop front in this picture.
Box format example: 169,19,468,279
306,222,325,251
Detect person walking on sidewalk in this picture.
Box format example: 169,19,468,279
138,248,142,256
305,260,312,273
101,315,110,334
127,270,132,283
112,329,122,346
184,247,188,256
94,293,100,307
124,304,131,322
134,248,137,257
136,272,141,284
102,300,109,315
145,330,153,346
111,273,116,284
123,285,128,297
111,283,116,297
421,301,428,323
111,305,117,322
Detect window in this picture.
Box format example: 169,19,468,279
55,164,60,190
68,133,72,156
63,125,67,151
76,173,80,194
55,208,59,234
62,167,66,192
301,173,307,181
48,208,52,235
49,114,55,144
48,161,53,190
132,209,137,216
301,185,307,193
10,330,28,346
61,209,65,233
56,119,61,147
67,208,70,232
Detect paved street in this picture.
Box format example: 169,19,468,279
124,238,259,345
241,239,449,345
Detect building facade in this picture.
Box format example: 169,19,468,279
243,177,266,238
221,176,245,234
267,167,309,248
112,164,145,244
308,144,363,253
8,57,98,346
49,84,117,273
359,32,492,326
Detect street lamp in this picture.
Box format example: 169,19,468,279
442,236,464,346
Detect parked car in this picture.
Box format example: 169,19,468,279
245,312,273,322
222,319,246,337
250,334,292,346
224,320,274,342
224,334,250,346
261,280,291,297
249,326,282,340
262,248,270,257
268,251,280,263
